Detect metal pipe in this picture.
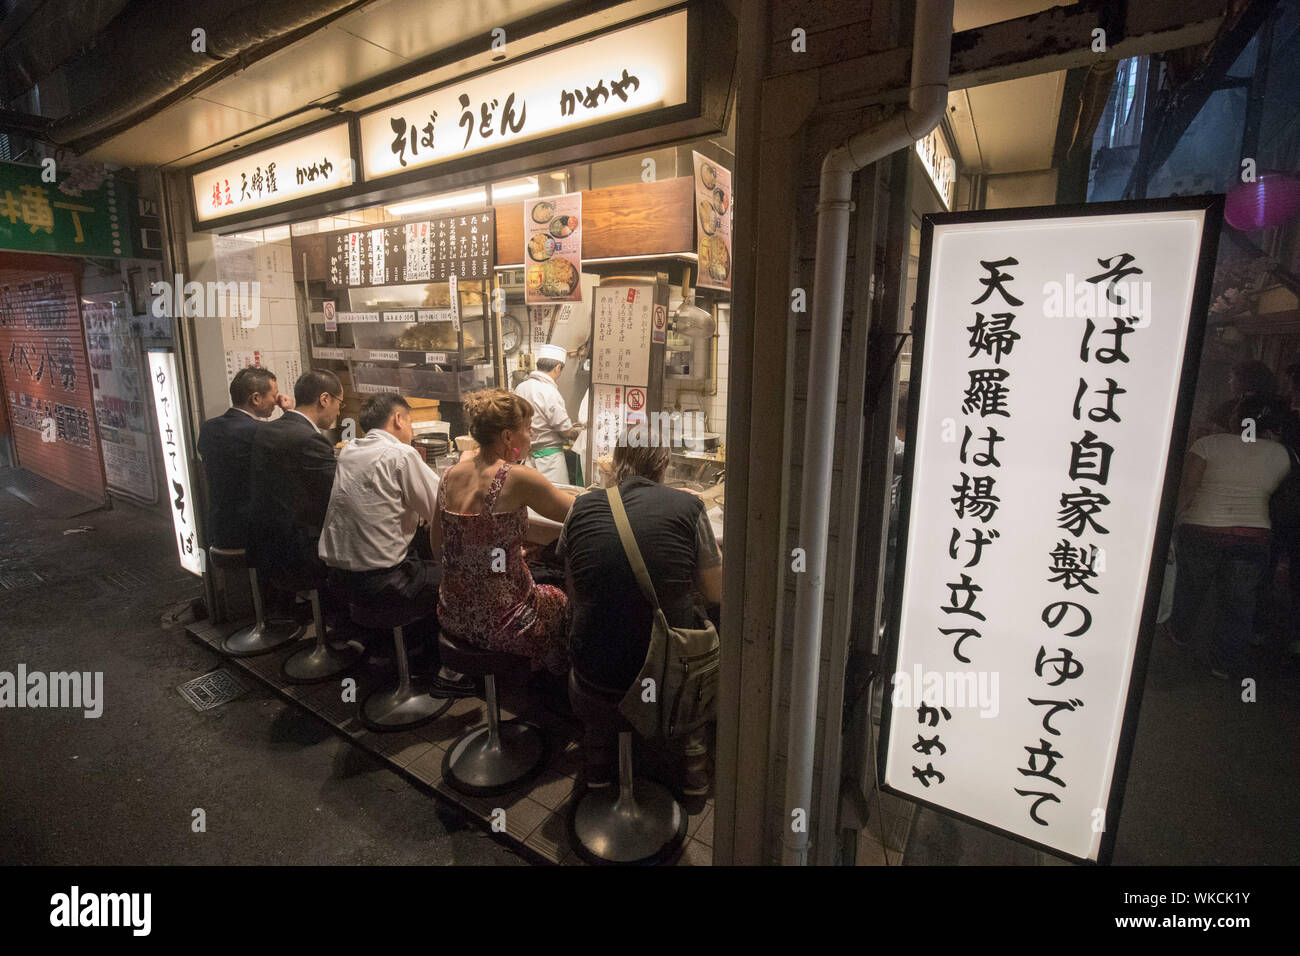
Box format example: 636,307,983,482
781,0,953,866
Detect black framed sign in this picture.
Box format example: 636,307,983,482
187,118,358,232
323,209,496,289
878,195,1223,864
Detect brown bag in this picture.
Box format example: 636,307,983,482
607,485,721,739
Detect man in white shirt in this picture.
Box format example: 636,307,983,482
514,343,582,485
318,392,472,696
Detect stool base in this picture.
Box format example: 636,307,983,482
282,640,363,684
359,679,451,732
222,619,305,657
442,720,548,796
569,779,687,865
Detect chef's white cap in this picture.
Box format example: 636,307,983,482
537,344,567,364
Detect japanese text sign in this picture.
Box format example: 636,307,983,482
147,349,203,576
0,162,135,258
190,123,354,225
881,199,1221,863
359,9,688,180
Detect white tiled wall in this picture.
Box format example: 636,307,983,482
662,304,730,448
214,229,304,391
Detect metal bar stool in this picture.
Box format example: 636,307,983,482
350,603,451,732
209,547,304,657
566,670,686,866
438,630,548,796
278,568,363,683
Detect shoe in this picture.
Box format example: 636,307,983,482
1209,668,1229,680
428,673,478,698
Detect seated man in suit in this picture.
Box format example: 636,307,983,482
196,365,293,552
248,370,343,582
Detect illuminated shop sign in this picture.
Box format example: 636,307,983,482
191,122,355,225
916,125,956,211
147,349,204,576
359,9,689,180
881,199,1221,863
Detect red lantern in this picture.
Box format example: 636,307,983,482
1224,173,1300,230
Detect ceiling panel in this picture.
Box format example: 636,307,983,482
953,0,1074,32
958,70,1066,174
192,26,407,119
334,0,562,59
84,99,335,167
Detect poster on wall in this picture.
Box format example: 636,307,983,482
0,261,107,504
591,284,652,389
879,198,1222,864
693,152,732,292
524,194,582,305
82,291,157,503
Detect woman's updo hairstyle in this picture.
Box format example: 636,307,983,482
464,388,533,447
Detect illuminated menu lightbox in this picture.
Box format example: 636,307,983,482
359,8,689,180
880,199,1221,863
191,122,355,225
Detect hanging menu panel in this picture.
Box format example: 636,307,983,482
325,210,495,289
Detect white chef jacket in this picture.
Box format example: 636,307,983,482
515,370,573,450
318,428,440,571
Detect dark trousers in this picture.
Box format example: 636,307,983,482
1171,525,1271,672
329,548,441,645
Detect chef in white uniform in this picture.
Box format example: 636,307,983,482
514,343,582,485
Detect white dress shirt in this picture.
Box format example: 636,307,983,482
515,370,573,449
318,428,440,571
287,408,322,434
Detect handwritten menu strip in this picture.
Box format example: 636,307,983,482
325,210,495,289
593,284,652,389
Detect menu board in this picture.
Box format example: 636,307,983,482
592,284,652,388
881,200,1219,863
694,152,733,291
325,210,495,288
524,194,582,304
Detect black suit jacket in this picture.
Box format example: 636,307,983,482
196,407,261,550
248,411,337,573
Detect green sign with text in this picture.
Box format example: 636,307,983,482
0,161,135,258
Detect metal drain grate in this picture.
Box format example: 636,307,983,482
178,669,246,711
95,568,151,592
0,567,44,591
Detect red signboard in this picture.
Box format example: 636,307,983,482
0,254,107,503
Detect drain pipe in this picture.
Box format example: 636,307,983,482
781,0,953,866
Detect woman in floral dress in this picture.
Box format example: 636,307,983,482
432,389,575,674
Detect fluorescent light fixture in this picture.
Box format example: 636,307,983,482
491,178,539,200
386,188,487,216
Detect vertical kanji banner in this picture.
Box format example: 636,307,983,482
0,255,107,504
147,349,202,576
880,198,1222,863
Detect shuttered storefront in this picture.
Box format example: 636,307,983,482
0,254,107,503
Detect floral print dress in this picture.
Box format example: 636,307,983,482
437,461,571,674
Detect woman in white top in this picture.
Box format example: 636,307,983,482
1171,395,1292,677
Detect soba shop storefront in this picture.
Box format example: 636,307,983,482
169,2,737,862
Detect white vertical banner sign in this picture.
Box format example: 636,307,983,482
147,349,204,577
881,199,1221,863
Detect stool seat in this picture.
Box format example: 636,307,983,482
566,670,685,865
221,560,304,657
350,601,427,632
438,629,547,796
350,603,449,732
208,547,248,571
270,565,328,594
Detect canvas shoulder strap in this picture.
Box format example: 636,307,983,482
607,485,662,613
